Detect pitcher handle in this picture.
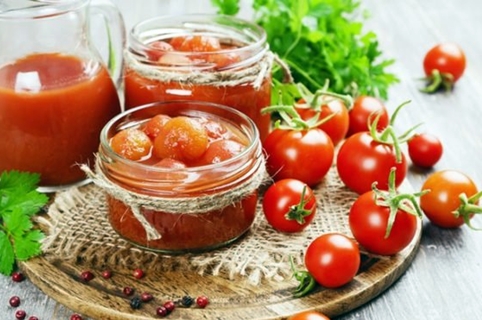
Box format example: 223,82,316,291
90,0,126,89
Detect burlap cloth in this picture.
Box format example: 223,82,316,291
38,166,356,285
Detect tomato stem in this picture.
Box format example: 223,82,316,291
454,191,482,230
420,69,455,93
290,256,317,298
285,186,315,225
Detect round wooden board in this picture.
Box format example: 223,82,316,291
20,220,421,320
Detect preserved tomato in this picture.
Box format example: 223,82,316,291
0,53,120,188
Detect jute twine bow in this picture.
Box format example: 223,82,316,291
81,156,268,241
124,49,276,90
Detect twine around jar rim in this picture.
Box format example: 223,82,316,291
124,49,275,90
81,156,268,241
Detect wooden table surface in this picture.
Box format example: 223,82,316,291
2,0,482,319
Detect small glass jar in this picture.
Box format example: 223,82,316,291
90,101,266,254
123,14,272,142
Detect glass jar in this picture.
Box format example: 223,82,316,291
123,14,272,142
0,0,125,192
90,101,266,254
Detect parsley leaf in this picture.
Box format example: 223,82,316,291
210,0,240,15
212,0,399,99
0,171,48,276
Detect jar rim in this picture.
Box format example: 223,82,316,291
100,100,261,174
127,14,268,66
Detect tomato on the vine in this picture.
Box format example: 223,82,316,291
264,128,334,187
296,96,349,146
262,179,317,233
346,96,389,137
420,170,480,228
288,311,330,320
422,43,466,92
304,233,360,288
408,133,443,168
337,131,407,194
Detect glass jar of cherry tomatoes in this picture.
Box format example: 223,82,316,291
89,101,266,254
123,15,273,142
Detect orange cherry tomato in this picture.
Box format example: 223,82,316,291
288,310,330,320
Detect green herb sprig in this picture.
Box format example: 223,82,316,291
0,171,48,276
211,0,399,99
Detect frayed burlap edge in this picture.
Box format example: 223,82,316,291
38,166,357,285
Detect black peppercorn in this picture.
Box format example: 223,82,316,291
180,295,194,307
130,296,142,310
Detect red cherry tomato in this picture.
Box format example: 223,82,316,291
288,310,330,320
262,179,317,233
198,139,245,165
349,190,419,255
408,133,443,168
336,131,407,194
423,43,466,82
143,114,171,140
304,233,360,288
296,97,349,146
420,170,478,228
347,96,389,137
263,128,334,187
146,40,174,61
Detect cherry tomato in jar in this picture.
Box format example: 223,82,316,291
304,233,360,288
146,40,174,61
110,128,152,161
262,179,317,233
143,114,171,140
336,131,407,194
288,310,330,320
346,96,389,137
296,96,349,146
408,133,443,168
422,43,466,92
263,128,334,187
349,190,419,255
420,170,478,228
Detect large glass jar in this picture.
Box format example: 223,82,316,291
90,101,266,254
123,15,272,142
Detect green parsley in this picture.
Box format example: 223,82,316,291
211,0,399,99
0,171,48,276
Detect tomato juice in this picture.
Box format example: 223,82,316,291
0,53,121,187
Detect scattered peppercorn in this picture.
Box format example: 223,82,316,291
15,310,26,320
123,286,134,296
163,300,176,313
101,270,112,279
80,271,94,282
11,272,25,283
132,268,145,279
180,295,194,307
140,292,153,303
196,295,209,308
130,297,142,310
9,295,21,307
70,314,83,320
156,306,168,317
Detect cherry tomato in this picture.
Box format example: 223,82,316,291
146,40,174,61
420,170,478,228
296,97,349,146
198,139,245,165
153,116,208,163
172,35,221,52
304,233,360,288
349,190,418,255
263,128,334,187
408,133,443,168
110,128,152,161
336,132,407,194
262,179,317,233
143,114,171,140
347,96,389,137
288,310,330,320
423,43,466,82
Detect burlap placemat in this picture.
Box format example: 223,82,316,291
38,166,356,285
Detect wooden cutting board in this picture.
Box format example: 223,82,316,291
20,221,421,320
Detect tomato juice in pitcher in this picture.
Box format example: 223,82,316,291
0,0,125,191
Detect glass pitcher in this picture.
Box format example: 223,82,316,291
0,0,125,192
